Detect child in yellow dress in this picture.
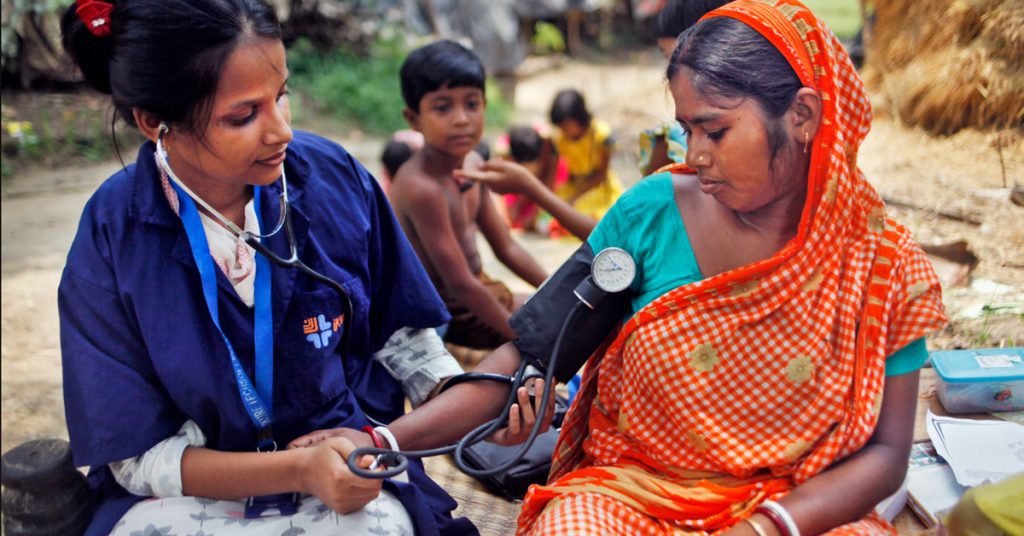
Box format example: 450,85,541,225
548,89,624,221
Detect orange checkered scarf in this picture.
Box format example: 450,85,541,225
518,0,946,533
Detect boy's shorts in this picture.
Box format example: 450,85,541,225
439,271,515,350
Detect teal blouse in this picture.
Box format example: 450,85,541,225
588,173,928,376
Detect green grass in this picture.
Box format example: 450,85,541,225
287,37,408,135
287,37,513,136
802,0,862,41
1,100,143,179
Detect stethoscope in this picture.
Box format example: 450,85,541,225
157,124,637,481
155,124,354,355
156,126,546,477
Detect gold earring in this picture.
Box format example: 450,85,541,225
803,131,809,154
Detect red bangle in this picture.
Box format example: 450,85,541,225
755,506,790,536
361,425,384,449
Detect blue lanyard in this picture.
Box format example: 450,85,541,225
172,183,275,450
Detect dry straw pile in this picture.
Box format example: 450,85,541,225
864,0,1024,135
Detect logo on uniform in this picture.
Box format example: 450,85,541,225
302,313,345,349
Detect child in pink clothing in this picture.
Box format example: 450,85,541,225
493,125,568,233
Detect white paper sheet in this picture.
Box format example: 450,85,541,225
926,410,1024,487
906,462,964,526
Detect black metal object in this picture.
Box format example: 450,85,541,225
2,439,91,536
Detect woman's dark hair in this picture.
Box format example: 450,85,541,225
61,0,282,134
549,89,591,127
667,16,802,159
400,40,486,111
507,126,542,163
653,0,734,39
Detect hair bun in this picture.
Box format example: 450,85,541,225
61,2,115,94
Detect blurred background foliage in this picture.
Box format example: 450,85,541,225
1,0,67,76
802,0,860,40
286,34,512,136
0,0,921,180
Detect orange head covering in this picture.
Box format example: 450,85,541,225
520,1,946,533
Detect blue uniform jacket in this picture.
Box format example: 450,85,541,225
58,131,476,535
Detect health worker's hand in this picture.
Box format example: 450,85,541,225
487,378,558,446
454,159,541,196
299,436,382,514
287,427,373,450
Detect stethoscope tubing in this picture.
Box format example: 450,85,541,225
240,207,354,357
155,130,354,354
157,127,572,481
347,303,585,480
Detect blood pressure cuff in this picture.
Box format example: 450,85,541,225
510,243,632,384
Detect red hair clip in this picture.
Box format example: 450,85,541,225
76,0,114,37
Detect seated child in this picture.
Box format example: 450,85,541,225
378,130,424,194
548,88,624,221
637,121,688,176
493,125,568,233
382,139,414,181
388,40,549,350
637,0,733,176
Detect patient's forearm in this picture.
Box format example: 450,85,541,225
387,342,523,450
777,371,919,533
778,441,908,534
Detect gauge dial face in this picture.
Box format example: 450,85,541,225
591,247,636,293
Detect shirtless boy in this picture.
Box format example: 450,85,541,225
389,40,548,349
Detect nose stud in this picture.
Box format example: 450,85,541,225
698,155,705,163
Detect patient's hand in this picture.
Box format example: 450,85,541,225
454,159,541,196
487,378,558,446
288,427,372,450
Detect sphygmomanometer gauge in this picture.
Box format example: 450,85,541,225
591,247,636,293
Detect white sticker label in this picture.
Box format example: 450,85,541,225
975,354,1021,369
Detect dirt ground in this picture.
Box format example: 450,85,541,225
2,52,1022,458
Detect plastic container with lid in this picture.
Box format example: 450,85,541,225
932,347,1024,414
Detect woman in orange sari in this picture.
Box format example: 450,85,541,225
293,1,946,533
510,1,947,534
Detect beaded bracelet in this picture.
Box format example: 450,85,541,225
755,501,800,536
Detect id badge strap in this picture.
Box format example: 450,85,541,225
252,187,274,418
172,182,274,440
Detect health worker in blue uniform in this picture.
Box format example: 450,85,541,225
56,0,496,534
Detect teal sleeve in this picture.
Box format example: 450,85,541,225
587,176,645,263
587,204,619,254
885,337,929,376
586,173,673,294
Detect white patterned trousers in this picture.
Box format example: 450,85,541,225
110,491,413,536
